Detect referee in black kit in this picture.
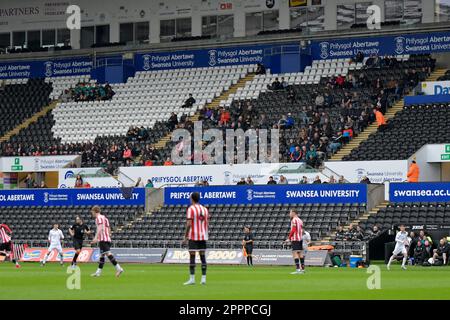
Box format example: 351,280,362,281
243,226,254,266
68,216,90,269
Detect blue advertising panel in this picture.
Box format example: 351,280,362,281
311,31,450,60
389,182,450,202
134,43,290,71
0,188,145,207
164,184,367,205
0,57,93,80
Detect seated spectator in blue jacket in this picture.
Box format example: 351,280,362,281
290,146,302,162
285,113,295,129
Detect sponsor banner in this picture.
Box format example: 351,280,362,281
289,0,307,7
119,163,328,188
163,249,244,264
21,248,93,262
58,168,121,188
164,184,367,205
90,248,166,263
0,155,80,172
421,80,450,95
311,31,450,60
388,182,450,202
325,160,408,183
0,57,93,80
135,43,286,71
252,249,332,266
0,187,145,207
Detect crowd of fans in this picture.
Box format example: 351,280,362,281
60,82,115,102
335,224,382,242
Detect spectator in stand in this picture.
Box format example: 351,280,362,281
360,176,371,184
312,175,322,184
285,113,295,129
338,175,346,183
24,173,34,189
269,77,282,91
335,75,345,87
407,160,420,182
145,179,154,188
280,77,288,89
335,226,345,241
237,178,246,185
163,157,174,166
315,92,324,108
123,146,132,160
290,146,302,162
328,175,336,184
354,225,365,241
267,176,277,185
256,63,266,75
246,176,255,185
355,51,364,63
74,175,84,188
135,177,144,187
366,225,381,239
168,112,178,130
181,93,196,109
40,181,47,188
219,108,231,126
299,176,308,184
279,175,288,184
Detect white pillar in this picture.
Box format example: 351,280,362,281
324,0,337,31
279,0,290,30
150,17,160,43
70,28,80,49
422,0,435,23
234,2,246,37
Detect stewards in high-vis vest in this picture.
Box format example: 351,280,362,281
407,160,420,182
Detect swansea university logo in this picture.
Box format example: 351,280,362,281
43,192,49,203
208,50,217,66
142,54,151,71
394,37,406,55
246,189,254,201
319,42,330,59
44,61,53,77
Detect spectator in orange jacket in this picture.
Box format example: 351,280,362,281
407,160,420,182
373,108,386,127
163,157,174,166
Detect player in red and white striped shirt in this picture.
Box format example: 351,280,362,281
285,210,305,274
182,192,209,285
90,206,123,277
0,223,20,268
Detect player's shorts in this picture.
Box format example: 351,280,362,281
393,245,407,256
48,243,63,253
245,245,253,255
0,241,12,252
99,241,112,255
73,239,83,250
291,241,303,251
188,240,207,251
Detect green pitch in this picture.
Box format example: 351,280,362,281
0,263,449,300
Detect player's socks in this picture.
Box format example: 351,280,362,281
200,254,207,276
402,256,407,267
107,254,118,266
91,268,102,277
294,258,300,271
72,253,79,265
201,275,206,285
300,257,305,271
247,256,250,265
184,274,196,285
98,256,105,269
387,255,394,270
249,256,253,266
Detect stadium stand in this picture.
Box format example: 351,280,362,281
113,202,366,248
344,103,450,160
0,79,52,137
0,205,144,247
360,202,450,232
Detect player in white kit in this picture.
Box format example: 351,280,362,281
41,223,65,266
387,224,409,270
